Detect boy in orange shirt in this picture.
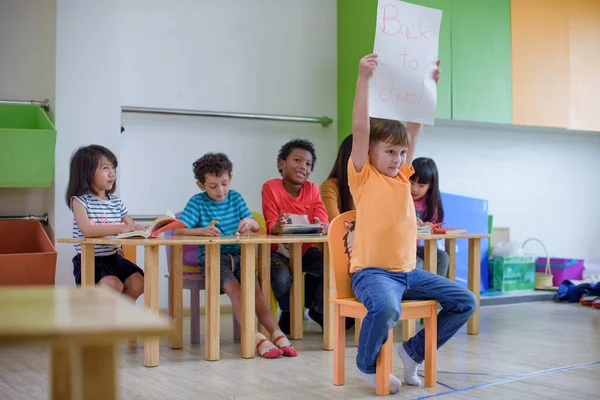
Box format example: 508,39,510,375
349,54,476,394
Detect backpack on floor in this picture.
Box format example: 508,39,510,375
554,280,600,303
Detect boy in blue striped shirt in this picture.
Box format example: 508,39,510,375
175,152,297,358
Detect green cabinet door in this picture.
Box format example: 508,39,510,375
403,0,452,121
337,0,451,144
337,0,378,144
451,0,512,124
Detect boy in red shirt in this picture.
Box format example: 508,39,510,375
262,139,354,334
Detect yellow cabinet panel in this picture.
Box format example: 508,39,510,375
569,0,600,132
511,0,570,128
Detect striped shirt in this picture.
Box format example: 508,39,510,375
179,190,253,262
71,193,128,256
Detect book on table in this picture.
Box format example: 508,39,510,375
418,222,467,235
115,211,186,239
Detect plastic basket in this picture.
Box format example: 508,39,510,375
490,255,536,292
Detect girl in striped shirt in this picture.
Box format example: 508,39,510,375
67,145,145,300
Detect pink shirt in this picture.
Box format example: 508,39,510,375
414,195,439,224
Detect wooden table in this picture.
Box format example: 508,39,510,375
401,233,491,340
0,286,170,400
237,235,331,348
58,234,332,363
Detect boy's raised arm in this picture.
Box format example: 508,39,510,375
405,122,422,167
351,54,378,173
406,60,441,167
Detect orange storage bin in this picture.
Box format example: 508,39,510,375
0,220,56,286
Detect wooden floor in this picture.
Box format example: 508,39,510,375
1,302,599,399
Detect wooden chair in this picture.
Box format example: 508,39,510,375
328,211,438,395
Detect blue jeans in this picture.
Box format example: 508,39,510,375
351,267,477,374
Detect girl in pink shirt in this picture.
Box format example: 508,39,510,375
410,157,449,277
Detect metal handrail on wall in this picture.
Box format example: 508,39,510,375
121,105,333,127
0,214,49,225
0,99,50,111
0,214,158,224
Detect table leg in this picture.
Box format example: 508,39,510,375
205,243,221,360
423,239,438,275
51,343,74,400
445,238,457,280
413,238,437,340
354,318,362,347
79,343,119,400
289,243,303,340
144,246,160,367
402,319,416,341
258,243,271,337
323,244,334,350
169,245,183,349
81,243,95,287
467,238,481,335
240,243,256,358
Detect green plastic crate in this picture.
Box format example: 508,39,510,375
489,255,535,292
0,104,56,187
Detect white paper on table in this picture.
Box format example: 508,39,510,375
369,0,442,125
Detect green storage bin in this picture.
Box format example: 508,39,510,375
0,104,56,187
490,255,535,292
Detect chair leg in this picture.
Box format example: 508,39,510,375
233,317,241,341
333,304,346,386
375,328,393,396
270,290,278,317
127,338,137,353
190,282,201,345
423,304,438,387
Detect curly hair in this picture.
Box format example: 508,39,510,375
193,152,233,184
277,139,317,175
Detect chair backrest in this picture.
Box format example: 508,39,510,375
251,211,266,234
328,210,356,299
165,212,201,274
121,217,137,263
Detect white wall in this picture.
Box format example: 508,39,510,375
118,0,338,309
0,0,56,235
53,0,122,285
416,121,600,261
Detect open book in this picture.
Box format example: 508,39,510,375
115,211,186,239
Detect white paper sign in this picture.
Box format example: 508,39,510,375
369,0,442,125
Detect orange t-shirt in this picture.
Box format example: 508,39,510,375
347,157,417,273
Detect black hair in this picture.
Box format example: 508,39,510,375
411,157,444,223
277,139,317,175
326,134,354,213
65,145,118,207
193,152,233,184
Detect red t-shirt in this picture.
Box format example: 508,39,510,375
261,178,329,255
